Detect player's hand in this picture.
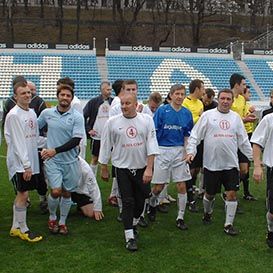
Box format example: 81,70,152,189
185,154,195,163
23,167,32,181
253,165,263,183
136,103,144,112
101,165,109,181
41,148,56,159
88,129,97,137
143,167,153,184
244,113,257,123
94,211,104,221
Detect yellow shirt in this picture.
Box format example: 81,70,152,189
243,102,254,134
182,97,204,124
231,94,245,118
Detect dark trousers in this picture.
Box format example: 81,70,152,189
266,167,273,213
36,150,47,196
116,168,150,230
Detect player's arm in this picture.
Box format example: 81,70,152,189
41,137,81,159
252,143,263,183
98,120,112,181
5,114,32,179
143,155,155,184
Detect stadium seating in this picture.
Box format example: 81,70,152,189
244,57,273,99
107,52,260,101
0,51,101,100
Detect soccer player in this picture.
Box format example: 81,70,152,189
57,77,87,159
148,84,193,231
182,79,205,212
4,81,43,242
202,88,218,111
186,89,252,236
83,81,113,176
241,85,257,200
251,113,273,248
38,84,84,235
71,157,103,220
262,90,273,118
99,92,159,251
142,92,162,117
229,74,256,212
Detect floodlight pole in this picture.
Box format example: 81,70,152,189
267,23,269,49
241,42,244,60
105,38,109,55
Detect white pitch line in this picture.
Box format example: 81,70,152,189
0,155,7,158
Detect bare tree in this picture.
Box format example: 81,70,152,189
245,0,266,31
112,0,146,44
151,0,179,48
179,0,239,46
76,0,81,41
56,0,64,42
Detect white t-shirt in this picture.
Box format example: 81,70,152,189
142,104,153,117
4,105,40,179
76,157,102,211
109,97,121,118
186,108,252,171
251,113,273,167
99,113,159,169
92,100,110,140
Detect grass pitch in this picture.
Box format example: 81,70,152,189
0,139,272,273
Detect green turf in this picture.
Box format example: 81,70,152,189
0,139,272,273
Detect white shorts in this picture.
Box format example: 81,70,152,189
151,146,192,184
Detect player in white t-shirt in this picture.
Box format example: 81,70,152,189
83,81,113,176
251,113,273,248
99,92,159,252
186,89,252,236
71,157,103,220
5,81,43,243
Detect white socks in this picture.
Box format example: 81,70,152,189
225,200,238,226
177,193,187,220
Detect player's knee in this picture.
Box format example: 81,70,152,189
204,193,214,201
176,182,186,193
82,208,94,218
51,188,62,198
152,184,164,195
226,191,237,201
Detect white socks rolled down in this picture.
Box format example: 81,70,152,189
177,193,187,220
225,200,238,227
124,229,134,242
266,212,273,232
203,195,215,214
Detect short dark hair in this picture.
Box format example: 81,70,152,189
13,81,28,93
122,79,138,89
205,88,215,99
57,84,74,98
148,92,162,104
100,81,111,91
229,73,245,89
170,84,185,95
218,88,234,99
57,77,75,89
12,75,27,87
189,79,204,94
112,79,123,96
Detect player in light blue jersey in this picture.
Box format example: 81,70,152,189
38,83,84,235
148,84,194,231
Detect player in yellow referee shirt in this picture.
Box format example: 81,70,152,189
182,79,205,212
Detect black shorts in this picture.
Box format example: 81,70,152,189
237,149,249,164
11,173,40,193
71,192,93,208
204,168,240,196
112,165,116,178
91,139,100,157
189,141,203,169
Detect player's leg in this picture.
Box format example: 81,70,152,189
10,173,42,242
266,167,273,248
45,160,62,234
202,168,218,225
116,168,137,251
90,140,100,176
223,168,239,236
71,192,94,218
58,161,81,235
